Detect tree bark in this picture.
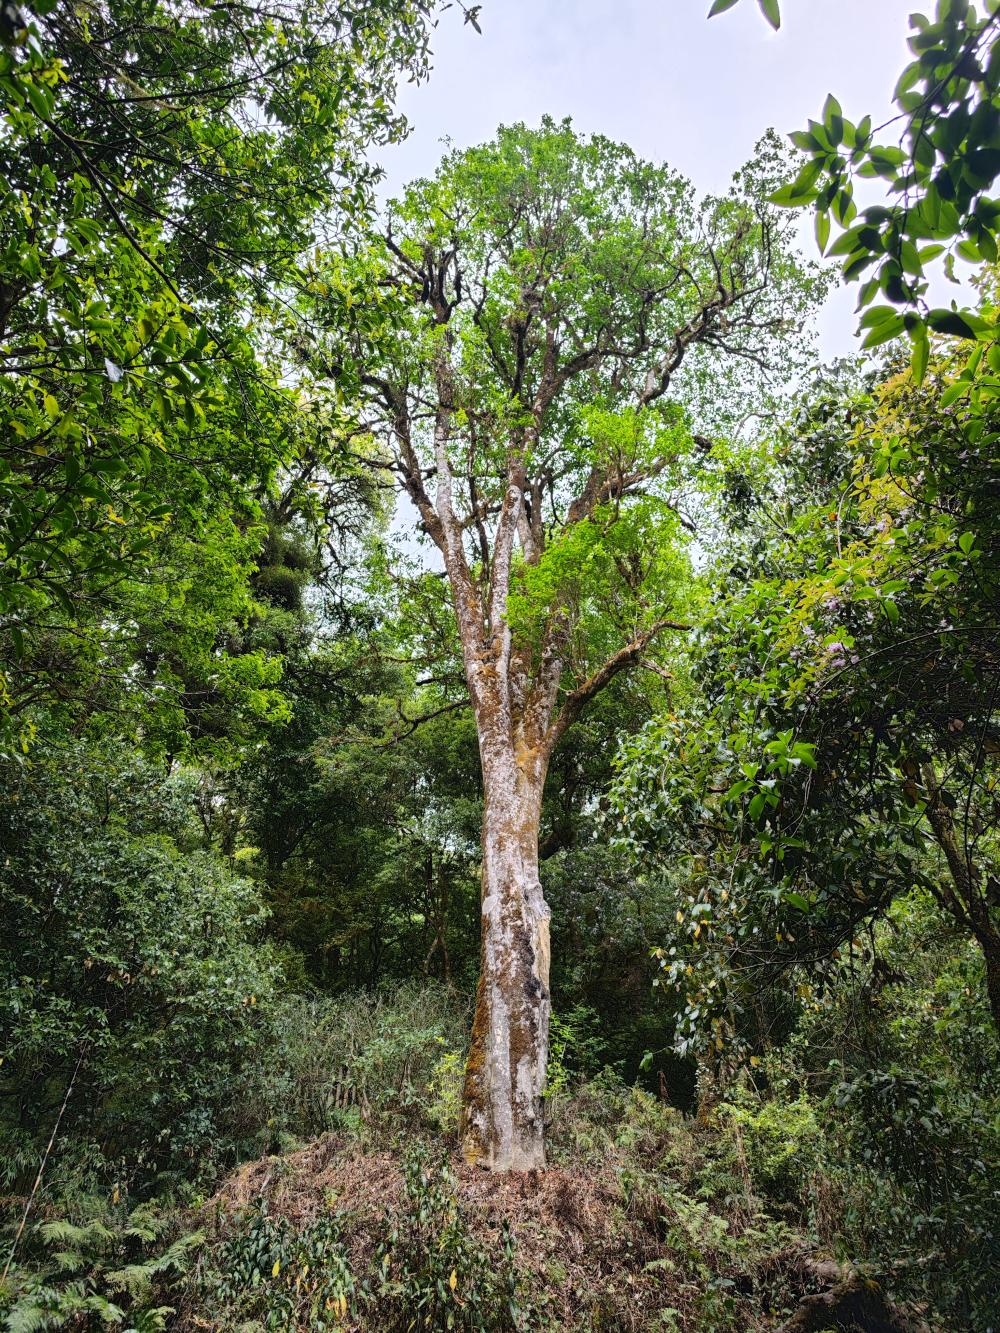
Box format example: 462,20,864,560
460,731,552,1171
919,762,1000,1037
451,614,680,1169
982,934,1000,1037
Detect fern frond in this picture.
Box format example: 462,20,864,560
149,1230,204,1273
80,1290,126,1322
123,1305,173,1333
5,1295,58,1333
37,1220,89,1247
105,1263,152,1299
50,1249,85,1272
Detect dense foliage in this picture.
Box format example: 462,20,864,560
1,0,998,1328
0,0,430,750
0,741,280,1188
612,340,1000,1042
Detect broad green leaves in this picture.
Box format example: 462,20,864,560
765,3,1000,377
716,1,1000,379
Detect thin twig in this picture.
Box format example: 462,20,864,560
1,1045,88,1285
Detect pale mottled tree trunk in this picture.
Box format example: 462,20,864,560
461,735,552,1170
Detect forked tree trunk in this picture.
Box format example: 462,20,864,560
409,354,677,1168
461,736,552,1171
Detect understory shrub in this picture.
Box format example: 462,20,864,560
720,895,1000,1329
0,741,281,1194
195,1148,530,1331
719,1091,819,1207
263,983,469,1144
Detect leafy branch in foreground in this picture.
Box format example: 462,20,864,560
776,3,1000,369
714,0,1000,374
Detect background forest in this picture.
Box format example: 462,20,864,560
1,0,998,1329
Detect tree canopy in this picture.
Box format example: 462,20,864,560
0,0,432,750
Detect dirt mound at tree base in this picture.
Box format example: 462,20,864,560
187,1132,927,1332
209,1132,621,1249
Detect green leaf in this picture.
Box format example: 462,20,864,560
769,182,818,208
707,0,741,13
789,129,822,152
965,147,1000,185
823,93,844,144
894,61,922,100
815,209,831,254
833,187,857,225
23,77,55,121
927,308,978,339
757,0,780,29
783,892,810,912
858,305,901,329
828,227,864,258
862,315,905,348
911,327,930,384
898,238,923,275
789,158,823,195
792,742,818,768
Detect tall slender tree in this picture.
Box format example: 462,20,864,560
320,119,824,1169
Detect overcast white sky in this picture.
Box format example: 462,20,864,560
378,0,974,361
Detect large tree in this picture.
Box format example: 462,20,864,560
319,119,822,1169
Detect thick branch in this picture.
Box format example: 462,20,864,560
545,618,690,755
